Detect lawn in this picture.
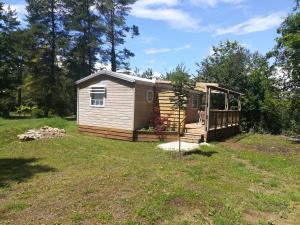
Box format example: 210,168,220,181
0,118,299,225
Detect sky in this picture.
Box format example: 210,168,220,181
3,0,295,75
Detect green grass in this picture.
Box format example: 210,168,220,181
0,118,299,225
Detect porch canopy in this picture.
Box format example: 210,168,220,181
194,82,243,132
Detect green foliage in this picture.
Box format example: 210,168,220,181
63,0,102,80
140,68,154,79
196,40,250,92
269,3,300,134
0,0,138,118
98,0,139,71
197,40,285,134
0,4,21,116
31,107,44,118
168,64,194,111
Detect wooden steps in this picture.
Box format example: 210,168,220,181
181,123,207,143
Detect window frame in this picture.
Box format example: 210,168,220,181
192,93,200,109
192,93,203,109
89,87,106,107
146,89,154,103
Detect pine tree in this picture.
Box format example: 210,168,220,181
0,3,20,116
63,0,103,80
26,0,67,116
97,0,139,72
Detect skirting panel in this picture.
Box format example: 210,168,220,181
135,131,178,142
207,125,240,142
78,125,134,141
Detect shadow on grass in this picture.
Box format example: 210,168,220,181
183,149,218,157
0,158,56,187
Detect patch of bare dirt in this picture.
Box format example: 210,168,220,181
222,137,300,155
243,204,300,225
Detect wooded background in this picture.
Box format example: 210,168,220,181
0,0,299,135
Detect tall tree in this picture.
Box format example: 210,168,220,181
26,0,67,116
196,40,281,133
63,0,103,80
97,0,139,72
139,68,154,79
196,40,251,92
269,0,300,133
0,3,20,116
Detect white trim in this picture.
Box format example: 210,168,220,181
76,70,155,86
146,89,154,103
89,87,106,107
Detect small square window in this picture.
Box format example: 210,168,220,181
146,90,154,103
90,87,106,107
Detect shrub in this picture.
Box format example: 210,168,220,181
0,95,15,117
32,107,44,118
149,106,171,133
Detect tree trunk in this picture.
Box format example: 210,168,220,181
50,0,56,82
110,9,116,72
86,0,92,75
48,0,56,116
178,108,181,156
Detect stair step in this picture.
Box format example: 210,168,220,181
180,138,200,143
184,132,205,136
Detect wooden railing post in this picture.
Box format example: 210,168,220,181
206,87,211,131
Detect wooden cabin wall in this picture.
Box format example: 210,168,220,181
185,93,200,124
134,83,154,130
156,84,185,130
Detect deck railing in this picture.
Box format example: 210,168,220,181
208,110,240,130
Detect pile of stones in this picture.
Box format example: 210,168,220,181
18,126,66,141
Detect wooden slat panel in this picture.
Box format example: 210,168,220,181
78,125,134,141
208,110,240,130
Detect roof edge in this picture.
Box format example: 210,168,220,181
75,70,137,85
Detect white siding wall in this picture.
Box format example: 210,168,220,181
134,84,154,130
78,76,135,131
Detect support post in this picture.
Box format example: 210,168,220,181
178,108,181,156
206,88,211,131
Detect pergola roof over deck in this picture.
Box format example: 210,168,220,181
195,82,243,96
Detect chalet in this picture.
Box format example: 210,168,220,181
76,70,242,142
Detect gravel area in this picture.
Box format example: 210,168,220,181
158,141,210,152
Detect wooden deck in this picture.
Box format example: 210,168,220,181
181,115,241,143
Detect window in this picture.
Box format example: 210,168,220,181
146,90,154,103
192,93,203,109
90,87,106,107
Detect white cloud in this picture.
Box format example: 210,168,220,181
131,0,201,31
214,12,286,35
208,47,214,56
137,36,156,44
145,48,172,54
147,59,156,64
189,0,244,7
145,44,192,54
95,62,111,71
176,44,192,51
4,4,26,21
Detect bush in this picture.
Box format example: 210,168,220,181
149,107,171,133
0,95,15,117
32,107,44,118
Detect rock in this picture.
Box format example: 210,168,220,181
18,126,66,141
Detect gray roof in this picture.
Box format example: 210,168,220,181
76,70,155,86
